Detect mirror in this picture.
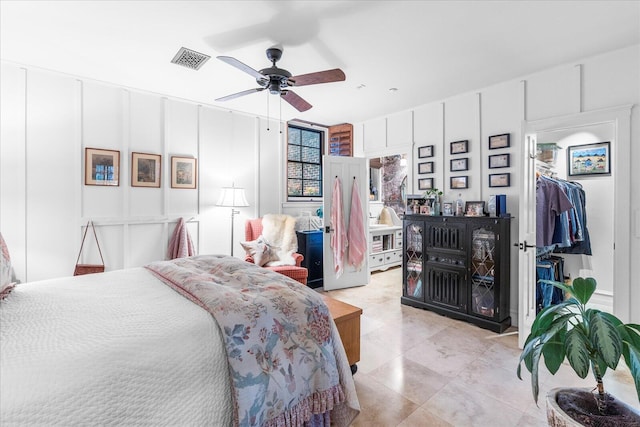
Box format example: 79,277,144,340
369,154,408,217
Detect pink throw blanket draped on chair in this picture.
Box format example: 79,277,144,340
330,177,347,279
167,218,195,259
347,178,366,271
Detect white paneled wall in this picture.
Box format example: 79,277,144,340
357,44,640,324
0,65,282,282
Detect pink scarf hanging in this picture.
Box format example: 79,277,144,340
348,178,366,270
167,217,196,259
330,177,347,278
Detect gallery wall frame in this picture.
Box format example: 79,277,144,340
450,157,469,172
418,161,434,174
85,147,120,186
488,133,510,149
418,177,434,190
131,152,161,188
450,176,468,189
488,153,510,169
489,173,511,187
450,140,469,155
567,141,611,177
171,156,197,189
418,145,434,158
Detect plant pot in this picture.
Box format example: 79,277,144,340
546,387,640,426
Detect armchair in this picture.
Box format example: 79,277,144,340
244,218,308,285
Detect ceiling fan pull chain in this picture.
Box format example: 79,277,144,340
266,90,270,131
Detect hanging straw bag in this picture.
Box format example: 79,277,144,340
74,221,105,276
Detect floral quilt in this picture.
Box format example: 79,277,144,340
145,255,356,427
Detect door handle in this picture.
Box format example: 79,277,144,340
325,226,334,234
515,241,536,252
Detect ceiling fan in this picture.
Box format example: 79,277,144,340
215,46,345,112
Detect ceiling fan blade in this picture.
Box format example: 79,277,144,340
217,56,264,80
289,68,345,87
281,90,312,112
215,87,265,102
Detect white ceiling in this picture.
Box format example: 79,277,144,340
1,1,639,126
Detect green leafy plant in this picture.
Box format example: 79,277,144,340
423,188,443,199
517,277,640,410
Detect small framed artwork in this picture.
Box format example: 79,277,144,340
450,157,469,172
488,153,510,169
418,161,434,174
420,205,430,215
418,145,434,158
85,147,120,186
465,201,485,217
489,173,511,187
418,177,434,190
131,152,161,188
567,141,611,177
450,140,469,155
442,202,453,216
171,156,197,189
488,133,510,150
450,176,468,189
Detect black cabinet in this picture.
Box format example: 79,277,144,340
296,230,323,289
402,215,511,333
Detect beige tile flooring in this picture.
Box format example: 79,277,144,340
323,267,638,427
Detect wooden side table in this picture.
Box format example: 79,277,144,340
321,294,362,373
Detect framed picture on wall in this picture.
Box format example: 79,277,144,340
171,156,197,189
418,145,434,158
450,176,468,189
85,147,120,186
131,152,161,188
489,173,511,187
418,177,434,190
418,161,434,174
488,133,510,149
450,157,469,172
488,153,510,169
567,141,611,177
450,140,469,155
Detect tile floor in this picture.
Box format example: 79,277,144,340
323,267,638,427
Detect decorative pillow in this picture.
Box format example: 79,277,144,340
261,214,297,266
1,232,17,300
240,236,278,267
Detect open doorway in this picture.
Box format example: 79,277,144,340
517,106,632,348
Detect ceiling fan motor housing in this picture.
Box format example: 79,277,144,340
258,66,292,94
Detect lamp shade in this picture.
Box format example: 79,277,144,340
216,186,249,207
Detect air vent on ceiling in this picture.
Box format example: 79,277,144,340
171,47,211,70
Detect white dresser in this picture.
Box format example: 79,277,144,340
369,225,403,272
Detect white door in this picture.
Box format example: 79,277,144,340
517,133,538,348
322,155,369,290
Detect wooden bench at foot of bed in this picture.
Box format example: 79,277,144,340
321,295,362,374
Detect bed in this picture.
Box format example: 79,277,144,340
0,254,360,426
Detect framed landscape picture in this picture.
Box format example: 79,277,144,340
171,156,197,189
418,177,434,190
450,176,468,189
567,142,611,177
85,147,120,186
131,152,161,187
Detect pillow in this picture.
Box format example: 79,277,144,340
240,236,278,267
1,232,17,300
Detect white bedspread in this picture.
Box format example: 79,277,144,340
0,267,233,426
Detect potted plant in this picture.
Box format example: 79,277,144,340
517,277,640,426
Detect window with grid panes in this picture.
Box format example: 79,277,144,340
287,125,323,198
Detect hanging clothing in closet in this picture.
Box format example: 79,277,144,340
535,175,591,255
536,255,565,313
